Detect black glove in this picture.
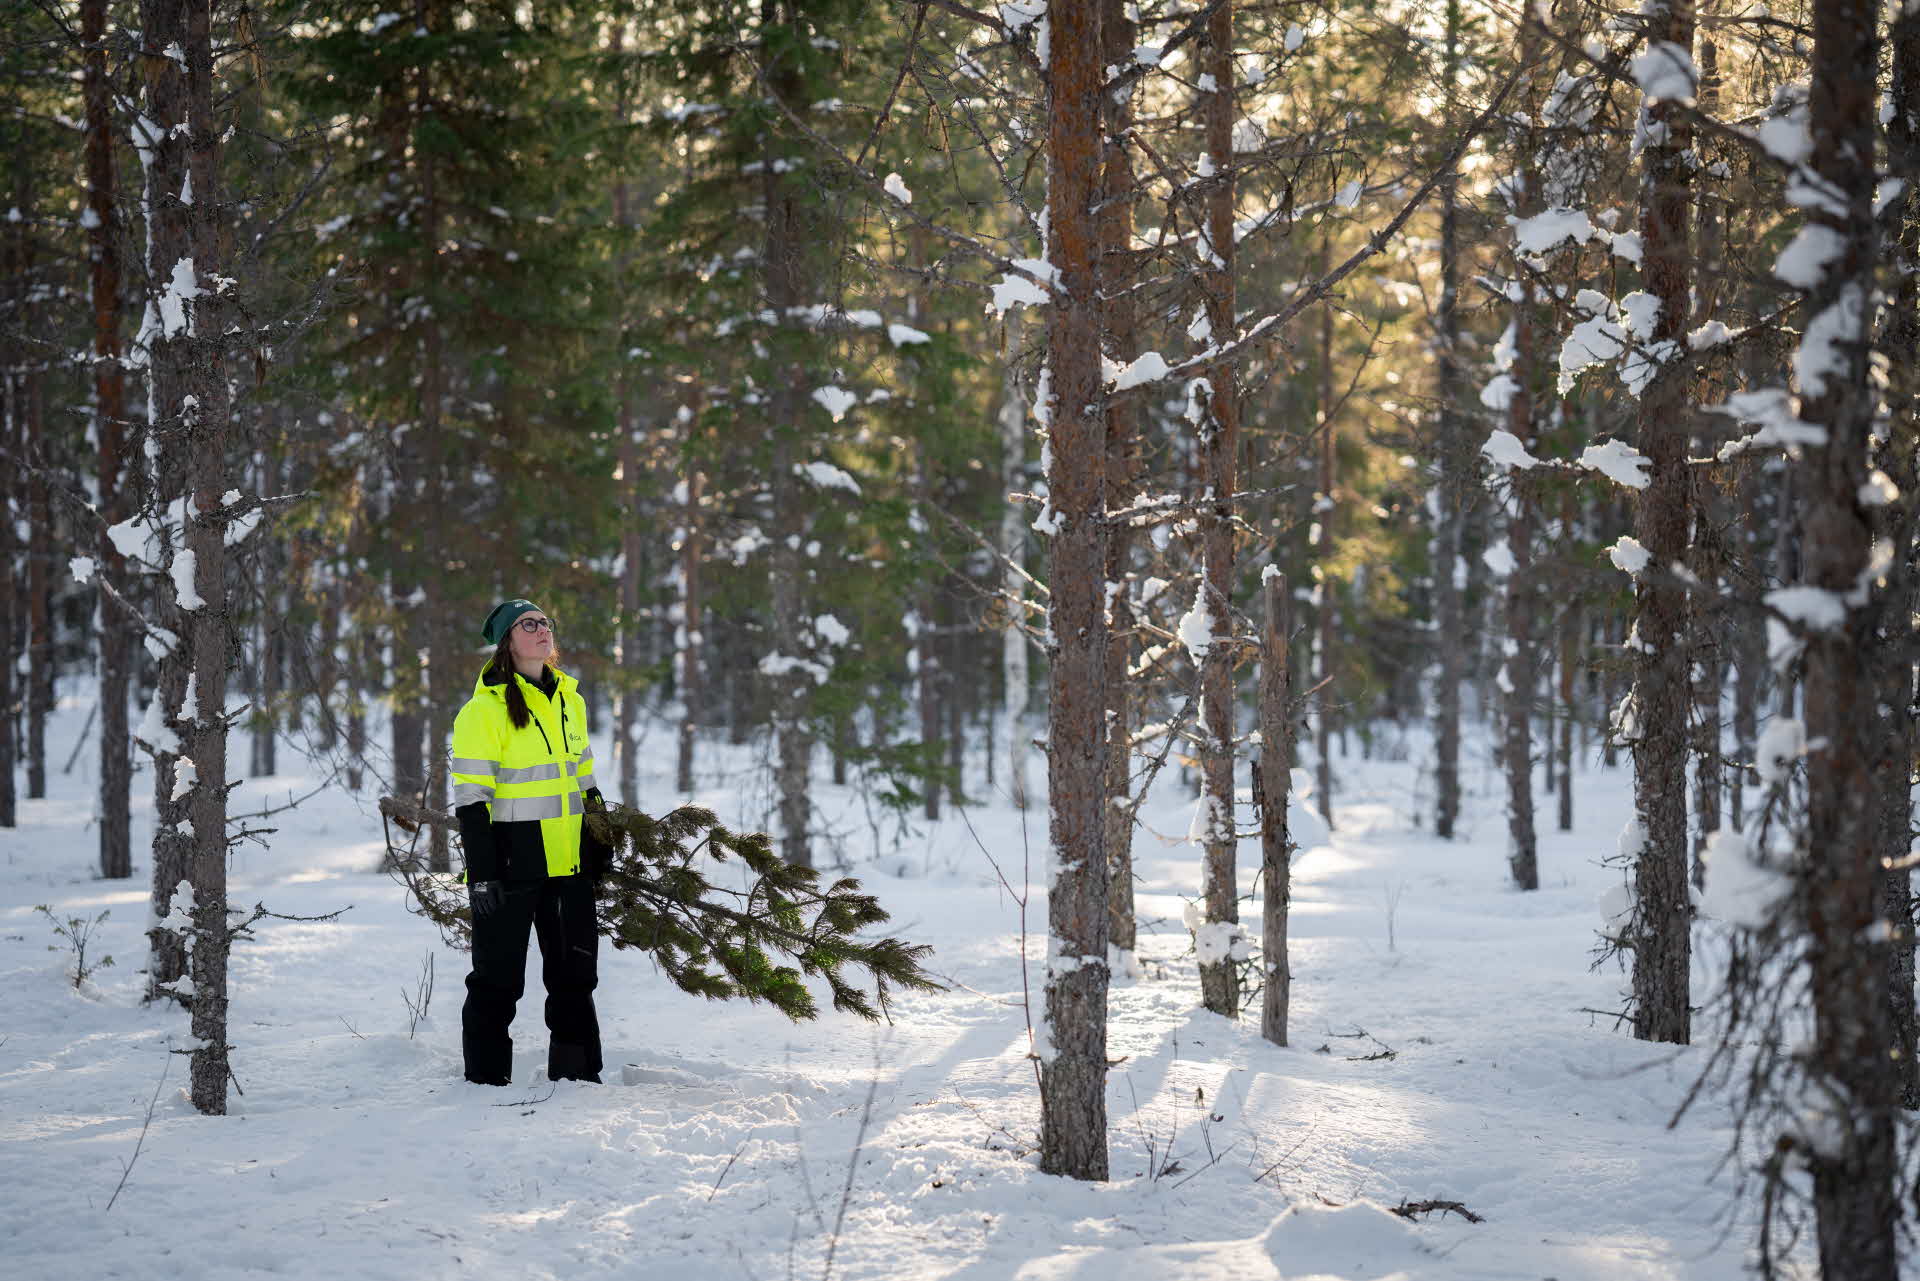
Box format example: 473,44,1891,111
469,880,505,921
582,832,612,882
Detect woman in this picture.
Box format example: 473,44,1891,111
450,598,612,1086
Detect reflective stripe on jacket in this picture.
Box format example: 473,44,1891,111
450,664,598,878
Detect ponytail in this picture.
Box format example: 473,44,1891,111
486,640,535,729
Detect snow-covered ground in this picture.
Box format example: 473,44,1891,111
2,689,1791,1279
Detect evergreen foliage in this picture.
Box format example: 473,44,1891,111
381,795,942,1023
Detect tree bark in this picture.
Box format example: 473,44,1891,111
676,469,703,796
1797,0,1898,1270
1038,0,1111,1182
761,0,817,868
25,361,50,802
1196,0,1241,1018
1627,0,1696,1045
1098,0,1140,969
0,375,15,829
1432,57,1465,830
139,0,239,1114
1258,574,1293,1047
1878,0,1920,1114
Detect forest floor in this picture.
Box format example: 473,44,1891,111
1,690,1802,1280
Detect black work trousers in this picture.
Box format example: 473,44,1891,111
462,873,602,1085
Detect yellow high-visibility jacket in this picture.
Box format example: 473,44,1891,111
449,664,598,880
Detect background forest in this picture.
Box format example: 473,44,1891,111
1,0,1914,1275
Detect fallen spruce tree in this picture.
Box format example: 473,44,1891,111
379,796,941,1022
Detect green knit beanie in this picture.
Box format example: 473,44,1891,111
481,598,544,646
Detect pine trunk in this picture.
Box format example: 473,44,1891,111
676,470,703,797
1099,0,1140,967
25,365,50,802
0,377,15,829
1196,0,1240,1018
139,0,239,1114
762,0,816,868
1038,0,1110,1182
1797,0,1899,1269
87,0,132,877
1258,574,1293,1046
1877,0,1920,1115
1495,19,1545,890
1627,0,1696,1046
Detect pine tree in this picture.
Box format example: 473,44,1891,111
1795,0,1898,1269
1036,0,1111,1183
1625,0,1697,1047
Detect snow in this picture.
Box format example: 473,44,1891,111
1578,440,1652,490
1607,535,1651,577
1755,116,1812,165
171,547,204,611
1687,320,1732,351
1765,585,1848,631
1557,315,1628,394
1478,374,1518,411
1755,717,1806,784
812,614,851,647
1480,429,1541,471
1773,224,1845,290
1482,541,1516,577
1285,23,1305,51
1177,584,1216,662
999,0,1042,33
69,556,96,585
1193,920,1251,966
1617,292,1661,343
1794,284,1865,399
757,652,831,685
882,172,912,204
0,694,1813,1281
1512,208,1594,255
1631,41,1699,102
887,322,930,346
157,257,202,340
1698,830,1790,930
1108,351,1170,392
1709,388,1829,458
988,270,1049,316
794,460,862,495
810,386,859,421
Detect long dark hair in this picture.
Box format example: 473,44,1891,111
485,637,558,730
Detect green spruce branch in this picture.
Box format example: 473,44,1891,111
380,796,941,1023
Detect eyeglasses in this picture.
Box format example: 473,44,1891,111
516,617,556,635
